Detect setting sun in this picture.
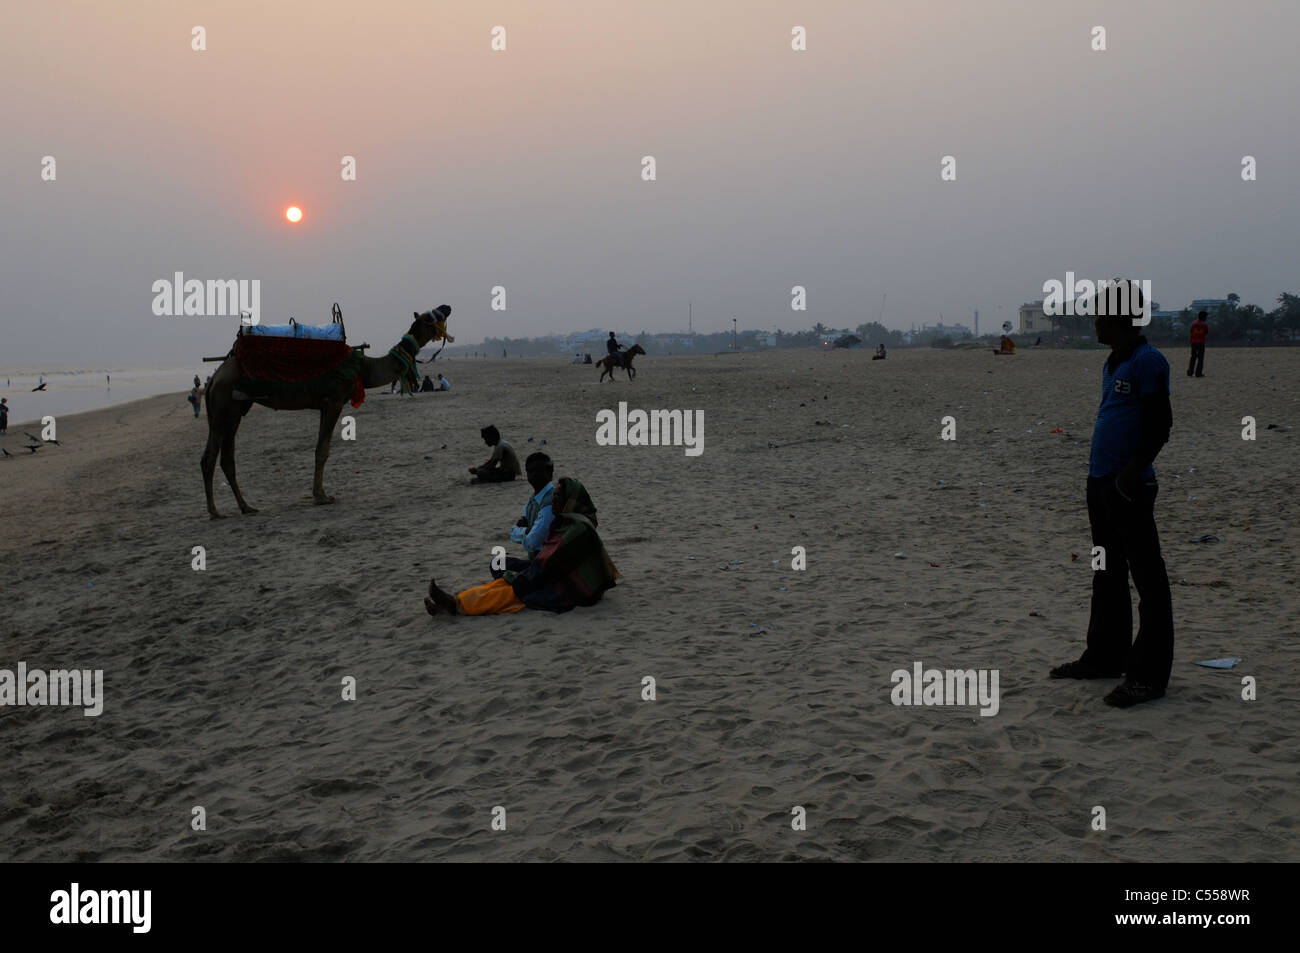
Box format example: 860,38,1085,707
285,206,302,223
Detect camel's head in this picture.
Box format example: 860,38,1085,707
411,304,451,344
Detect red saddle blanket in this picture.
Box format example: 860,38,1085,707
234,336,352,381
232,336,366,408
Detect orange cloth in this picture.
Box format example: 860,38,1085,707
1190,321,1208,344
455,577,526,615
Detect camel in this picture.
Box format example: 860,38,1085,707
201,307,449,518
597,343,645,382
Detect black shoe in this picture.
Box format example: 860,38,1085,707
1050,659,1125,679
1104,680,1166,708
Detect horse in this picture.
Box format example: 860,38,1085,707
598,343,645,382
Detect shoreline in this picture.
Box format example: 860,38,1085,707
1,391,188,434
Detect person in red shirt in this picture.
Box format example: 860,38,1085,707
1187,310,1209,377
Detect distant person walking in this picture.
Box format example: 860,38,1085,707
1187,310,1209,377
193,374,201,389
0,397,8,434
1051,281,1174,708
187,385,203,418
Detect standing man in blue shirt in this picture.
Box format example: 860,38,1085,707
1051,280,1175,707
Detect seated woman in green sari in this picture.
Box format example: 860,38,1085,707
425,477,619,616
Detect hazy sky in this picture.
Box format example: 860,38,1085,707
3,0,1297,363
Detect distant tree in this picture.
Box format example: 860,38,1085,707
1271,293,1300,339
1212,302,1246,340
855,321,904,348
1148,315,1176,343
1227,292,1240,309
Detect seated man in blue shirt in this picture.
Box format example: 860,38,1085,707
1050,280,1174,708
492,452,555,577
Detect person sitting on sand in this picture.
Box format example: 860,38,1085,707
872,343,887,360
435,374,450,391
496,452,556,574
469,425,521,483
426,477,619,616
993,334,1016,355
420,374,436,392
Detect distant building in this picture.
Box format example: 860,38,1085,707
914,321,972,339
645,332,697,350
1150,309,1183,330
1189,298,1232,314
1018,300,1053,335
561,328,621,352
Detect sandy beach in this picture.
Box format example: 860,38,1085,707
0,347,1295,862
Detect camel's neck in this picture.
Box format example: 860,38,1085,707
360,333,422,387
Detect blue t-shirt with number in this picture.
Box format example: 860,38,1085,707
1089,340,1170,479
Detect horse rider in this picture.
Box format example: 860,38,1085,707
606,331,625,368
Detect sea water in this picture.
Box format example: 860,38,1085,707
0,364,206,427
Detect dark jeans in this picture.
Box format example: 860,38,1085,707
1187,343,1205,376
489,556,530,579
1082,476,1174,689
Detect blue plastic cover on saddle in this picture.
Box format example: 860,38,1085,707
243,323,345,341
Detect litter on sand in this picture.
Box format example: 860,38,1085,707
1188,534,1221,544
1193,658,1242,669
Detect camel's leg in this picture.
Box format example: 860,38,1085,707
201,423,225,519
219,408,257,515
313,400,345,504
